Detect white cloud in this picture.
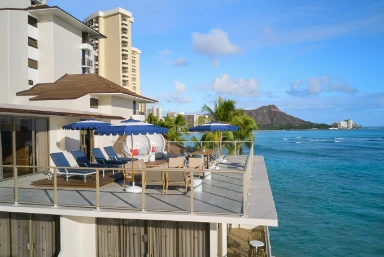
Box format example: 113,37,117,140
209,74,260,97
159,49,170,56
173,57,189,67
191,29,240,67
287,76,358,97
164,81,190,104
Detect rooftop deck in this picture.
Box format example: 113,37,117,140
0,155,277,226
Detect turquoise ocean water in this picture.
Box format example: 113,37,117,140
254,129,384,257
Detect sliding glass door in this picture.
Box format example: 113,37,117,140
0,117,49,179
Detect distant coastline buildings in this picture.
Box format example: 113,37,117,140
331,119,361,129
147,106,162,120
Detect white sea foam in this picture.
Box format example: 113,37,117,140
334,138,344,140
334,140,341,143
308,139,320,142
282,138,288,140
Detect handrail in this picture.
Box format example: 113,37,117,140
0,150,253,217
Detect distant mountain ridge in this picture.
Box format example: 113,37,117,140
244,105,310,124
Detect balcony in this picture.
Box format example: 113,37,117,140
81,58,93,67
80,43,93,51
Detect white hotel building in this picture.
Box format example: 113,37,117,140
0,1,278,257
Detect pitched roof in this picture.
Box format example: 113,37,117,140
17,74,157,103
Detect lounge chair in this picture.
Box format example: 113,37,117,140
104,146,136,162
188,157,204,178
92,148,128,166
49,152,96,182
71,150,114,177
165,157,191,193
137,159,166,192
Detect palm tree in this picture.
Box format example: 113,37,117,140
202,96,243,123
163,115,188,141
232,113,258,154
146,113,158,125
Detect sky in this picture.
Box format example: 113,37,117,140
52,0,384,126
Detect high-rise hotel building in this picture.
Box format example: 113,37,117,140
84,8,146,115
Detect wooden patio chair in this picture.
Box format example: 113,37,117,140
137,159,166,193
165,157,191,193
123,160,140,186
188,157,204,178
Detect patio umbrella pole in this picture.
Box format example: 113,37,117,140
131,132,134,170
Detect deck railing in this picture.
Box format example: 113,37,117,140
0,141,254,217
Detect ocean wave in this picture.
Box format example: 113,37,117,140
308,139,320,142
282,138,288,140
294,141,302,144
334,138,344,140
334,140,341,143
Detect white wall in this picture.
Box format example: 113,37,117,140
38,14,82,83
111,96,133,119
59,216,97,257
0,9,29,104
49,116,81,167
0,0,30,8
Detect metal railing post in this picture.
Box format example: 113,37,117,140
190,171,194,214
13,167,18,206
141,170,146,212
95,169,100,210
53,168,58,207
242,172,247,217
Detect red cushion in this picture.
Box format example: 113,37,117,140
151,146,155,152
130,149,138,156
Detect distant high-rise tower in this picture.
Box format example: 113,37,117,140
84,8,141,95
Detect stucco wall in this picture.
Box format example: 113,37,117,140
59,216,97,257
0,9,29,104
110,96,133,119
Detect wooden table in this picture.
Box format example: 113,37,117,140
190,149,214,169
145,159,168,168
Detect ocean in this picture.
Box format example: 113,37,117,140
254,129,384,257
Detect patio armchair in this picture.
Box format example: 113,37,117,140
137,159,166,193
92,148,128,166
165,157,191,193
188,157,204,178
49,152,96,182
71,150,113,176
123,160,140,185
104,146,136,162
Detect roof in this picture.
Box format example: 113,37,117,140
27,5,106,39
17,74,157,103
0,103,123,120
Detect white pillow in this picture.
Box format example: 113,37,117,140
138,148,147,155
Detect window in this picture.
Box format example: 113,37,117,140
90,98,98,108
28,58,38,69
132,59,136,64
28,37,38,48
132,77,136,82
132,68,136,73
28,16,37,27
28,80,33,85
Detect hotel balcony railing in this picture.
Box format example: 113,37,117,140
0,140,253,217
81,58,93,67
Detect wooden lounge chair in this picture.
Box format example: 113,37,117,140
50,152,96,182
137,159,166,193
165,157,191,193
188,157,204,178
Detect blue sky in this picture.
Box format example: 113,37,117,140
52,0,384,126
